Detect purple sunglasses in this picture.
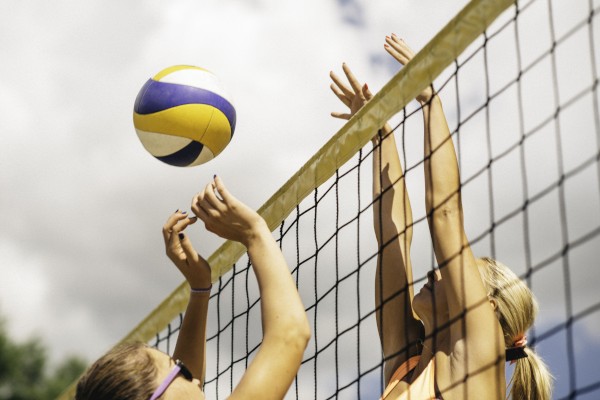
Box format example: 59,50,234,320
149,359,194,400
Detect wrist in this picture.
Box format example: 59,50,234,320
418,91,436,105
241,218,270,247
243,221,272,249
190,283,212,295
189,277,212,291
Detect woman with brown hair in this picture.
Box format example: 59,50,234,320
75,176,310,400
330,35,553,399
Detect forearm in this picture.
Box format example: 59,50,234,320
373,123,414,246
422,95,483,311
228,226,309,400
246,226,310,343
422,95,461,218
173,292,210,384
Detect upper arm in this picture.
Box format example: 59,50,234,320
377,238,424,383
430,208,505,396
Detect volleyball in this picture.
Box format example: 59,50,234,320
133,65,236,167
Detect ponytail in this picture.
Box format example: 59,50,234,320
509,346,553,400
477,258,554,400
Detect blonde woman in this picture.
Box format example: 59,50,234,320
76,176,310,400
330,35,552,399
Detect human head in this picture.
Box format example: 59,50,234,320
76,342,157,400
477,257,554,400
76,343,204,400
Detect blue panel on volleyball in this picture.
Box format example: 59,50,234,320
156,140,204,167
134,80,236,134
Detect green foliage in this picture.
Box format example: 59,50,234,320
0,318,86,400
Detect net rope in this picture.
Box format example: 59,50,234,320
59,0,600,398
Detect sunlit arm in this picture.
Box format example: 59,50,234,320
229,222,311,400
190,176,310,400
372,122,422,382
422,93,504,398
173,289,210,386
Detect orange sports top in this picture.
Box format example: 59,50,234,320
380,356,440,400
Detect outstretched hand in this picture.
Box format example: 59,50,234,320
384,34,433,104
191,176,267,248
330,63,374,120
163,211,212,289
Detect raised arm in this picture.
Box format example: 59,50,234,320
389,36,504,396
330,64,421,383
163,212,211,385
191,176,310,400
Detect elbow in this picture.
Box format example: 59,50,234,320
291,315,311,350
427,197,461,224
373,216,413,245
268,315,311,353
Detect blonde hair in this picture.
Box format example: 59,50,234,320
478,257,554,400
76,342,157,400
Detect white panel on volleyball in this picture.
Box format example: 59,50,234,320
135,129,192,157
191,147,215,166
159,69,234,105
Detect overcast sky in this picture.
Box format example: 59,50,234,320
1,0,599,398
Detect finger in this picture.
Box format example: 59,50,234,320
330,84,351,107
171,214,197,234
385,35,412,65
198,182,220,218
162,211,189,245
191,192,204,217
342,63,363,95
384,43,408,65
178,232,200,265
362,83,374,101
388,39,413,60
213,175,236,205
391,33,415,56
330,70,354,98
203,181,227,213
331,111,351,120
191,191,213,228
193,202,211,225
167,213,193,248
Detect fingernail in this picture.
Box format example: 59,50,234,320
175,209,180,213
178,233,185,240
182,211,187,214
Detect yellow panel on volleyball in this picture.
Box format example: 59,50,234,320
133,105,232,155
152,65,210,81
200,109,233,156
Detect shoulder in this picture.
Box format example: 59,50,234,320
437,336,506,400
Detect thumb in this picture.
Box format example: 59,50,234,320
363,83,374,100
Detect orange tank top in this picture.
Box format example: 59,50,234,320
380,356,439,400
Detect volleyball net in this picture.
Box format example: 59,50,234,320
59,0,600,398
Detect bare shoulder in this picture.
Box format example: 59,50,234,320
439,334,506,400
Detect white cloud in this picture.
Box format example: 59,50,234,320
0,239,50,338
